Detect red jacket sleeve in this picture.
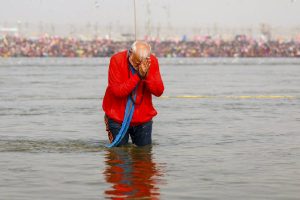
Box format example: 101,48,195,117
144,57,164,97
108,56,140,97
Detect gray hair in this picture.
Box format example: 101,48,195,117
131,41,151,59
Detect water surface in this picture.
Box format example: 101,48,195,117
0,58,300,199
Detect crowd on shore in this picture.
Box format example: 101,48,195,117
1,35,300,57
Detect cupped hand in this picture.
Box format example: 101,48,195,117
138,58,150,78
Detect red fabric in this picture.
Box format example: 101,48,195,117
102,50,164,125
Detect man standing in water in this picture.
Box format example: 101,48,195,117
102,41,164,147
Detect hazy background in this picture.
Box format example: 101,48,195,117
1,0,300,39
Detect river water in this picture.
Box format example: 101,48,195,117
0,58,300,199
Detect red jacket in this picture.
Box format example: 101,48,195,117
102,50,164,125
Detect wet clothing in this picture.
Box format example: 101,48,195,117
105,115,153,147
102,50,164,126
102,50,164,146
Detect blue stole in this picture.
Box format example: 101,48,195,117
106,63,138,148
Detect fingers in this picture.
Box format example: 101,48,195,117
141,58,150,69
137,59,150,78
137,58,151,78
146,57,151,64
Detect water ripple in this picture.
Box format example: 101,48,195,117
0,139,106,153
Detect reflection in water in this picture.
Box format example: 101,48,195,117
103,146,163,199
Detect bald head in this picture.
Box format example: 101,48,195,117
130,41,151,60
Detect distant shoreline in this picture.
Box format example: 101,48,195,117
1,34,300,58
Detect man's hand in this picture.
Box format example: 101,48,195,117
138,58,150,78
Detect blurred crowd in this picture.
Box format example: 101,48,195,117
1,35,300,57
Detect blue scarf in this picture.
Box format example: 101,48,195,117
106,63,137,148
